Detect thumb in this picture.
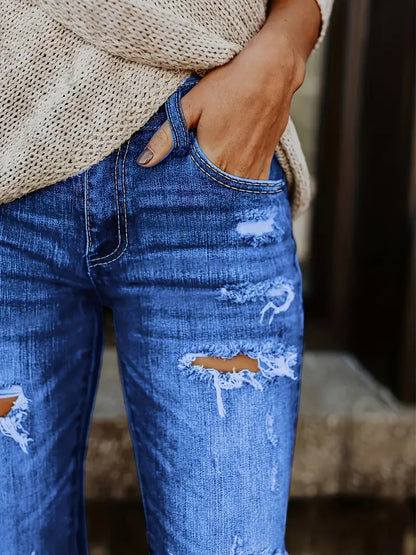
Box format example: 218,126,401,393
137,96,199,167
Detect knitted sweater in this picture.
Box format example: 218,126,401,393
1,0,333,218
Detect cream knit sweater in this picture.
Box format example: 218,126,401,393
1,0,333,218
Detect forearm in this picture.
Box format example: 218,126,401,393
242,0,322,94
265,0,322,62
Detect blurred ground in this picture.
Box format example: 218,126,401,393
87,498,414,555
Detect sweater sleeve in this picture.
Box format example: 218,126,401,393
312,0,335,50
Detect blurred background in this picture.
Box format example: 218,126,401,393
86,0,416,553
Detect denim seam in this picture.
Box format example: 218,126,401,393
191,145,284,190
83,171,105,303
89,146,122,263
190,151,284,194
71,307,104,553
175,91,189,150
84,170,92,254
89,138,130,268
117,360,153,548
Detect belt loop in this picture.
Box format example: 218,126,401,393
164,77,200,156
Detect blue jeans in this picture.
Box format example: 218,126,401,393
0,77,304,555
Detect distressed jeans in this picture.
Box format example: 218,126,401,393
0,76,304,555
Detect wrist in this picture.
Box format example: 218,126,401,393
244,29,307,94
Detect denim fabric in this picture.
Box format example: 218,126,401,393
0,76,304,555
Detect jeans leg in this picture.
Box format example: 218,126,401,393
113,285,301,555
106,122,303,554
0,177,104,554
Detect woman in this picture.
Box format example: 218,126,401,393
0,0,333,553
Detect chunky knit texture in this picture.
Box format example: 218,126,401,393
1,0,333,218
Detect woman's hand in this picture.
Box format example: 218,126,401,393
137,0,322,181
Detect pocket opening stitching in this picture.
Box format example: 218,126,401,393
190,151,284,194
191,142,285,188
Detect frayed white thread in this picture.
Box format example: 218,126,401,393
236,207,277,221
235,207,284,246
179,346,298,418
259,283,295,325
231,535,286,555
212,367,263,417
0,385,33,454
236,218,275,236
257,350,297,380
230,535,244,555
217,278,295,325
265,412,279,447
271,466,279,492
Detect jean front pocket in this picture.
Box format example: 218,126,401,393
189,135,286,194
163,77,287,196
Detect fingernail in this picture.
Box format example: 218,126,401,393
137,147,154,165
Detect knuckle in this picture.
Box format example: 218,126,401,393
159,123,172,142
180,93,199,128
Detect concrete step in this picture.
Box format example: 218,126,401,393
85,349,416,501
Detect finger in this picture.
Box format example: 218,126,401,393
136,119,173,166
